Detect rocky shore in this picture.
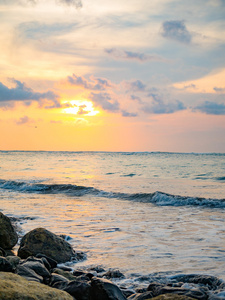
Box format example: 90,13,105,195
0,211,225,300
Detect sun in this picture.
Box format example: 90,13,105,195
62,100,99,116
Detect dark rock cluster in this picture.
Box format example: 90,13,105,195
0,211,225,300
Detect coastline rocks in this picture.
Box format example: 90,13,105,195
0,212,18,250
0,257,14,272
0,272,73,300
18,228,77,263
90,276,127,300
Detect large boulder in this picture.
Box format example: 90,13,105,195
0,212,18,250
17,228,77,263
0,272,73,300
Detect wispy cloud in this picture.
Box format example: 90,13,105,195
214,87,225,93
67,74,112,91
161,20,192,44
16,21,78,40
105,48,163,62
193,101,225,115
16,115,34,125
121,110,138,117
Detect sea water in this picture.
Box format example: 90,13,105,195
0,151,225,284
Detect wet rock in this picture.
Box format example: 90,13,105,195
0,272,74,300
6,255,21,269
127,291,154,300
16,264,43,283
91,276,127,300
151,295,194,299
170,274,223,290
53,268,78,281
151,285,208,300
49,273,69,287
0,212,18,249
121,288,135,298
0,256,14,272
18,228,77,263
19,257,51,281
36,253,57,269
103,269,125,279
0,247,6,257
62,280,91,300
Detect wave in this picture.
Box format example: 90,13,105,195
0,179,224,208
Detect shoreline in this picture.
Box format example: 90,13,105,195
1,212,225,299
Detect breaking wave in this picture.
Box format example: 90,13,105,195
0,179,224,209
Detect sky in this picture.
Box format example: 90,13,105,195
0,0,225,152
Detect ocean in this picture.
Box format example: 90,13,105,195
0,151,225,285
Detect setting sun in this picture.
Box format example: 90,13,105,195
62,100,100,116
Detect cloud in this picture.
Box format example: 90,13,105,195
161,20,192,44
142,93,186,114
130,95,143,103
90,92,120,112
125,80,146,92
1,0,82,8
105,48,163,62
16,115,33,125
67,74,112,91
0,79,58,103
16,21,78,40
193,101,225,115
214,87,225,93
121,110,138,117
56,0,82,8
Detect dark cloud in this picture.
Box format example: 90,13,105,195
121,110,138,117
0,79,58,103
161,20,192,44
105,48,163,62
16,115,33,125
67,74,112,91
193,101,225,115
214,87,225,93
142,93,186,114
90,92,120,112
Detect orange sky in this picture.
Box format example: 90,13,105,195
0,0,225,152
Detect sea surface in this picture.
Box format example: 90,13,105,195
0,151,225,285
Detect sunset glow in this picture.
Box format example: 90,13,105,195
0,0,225,152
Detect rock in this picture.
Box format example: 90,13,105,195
103,269,125,279
16,264,43,283
127,291,154,300
0,212,18,249
36,253,57,269
91,276,127,300
0,257,14,272
62,280,91,300
0,272,73,300
49,273,69,286
19,257,51,282
151,285,208,300
53,268,78,281
6,256,21,269
18,228,77,263
151,295,194,300
170,274,223,290
0,247,6,257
